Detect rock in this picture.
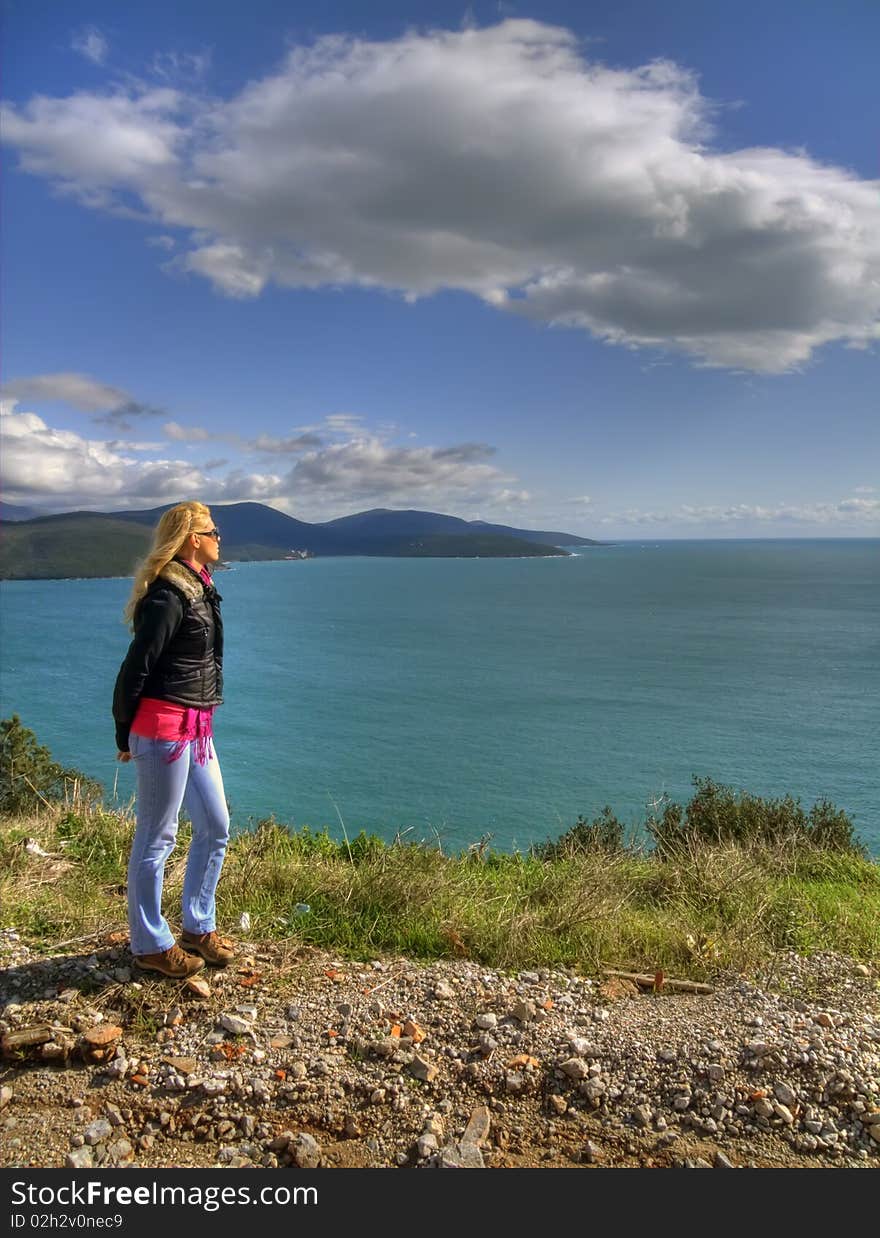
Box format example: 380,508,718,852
108,1139,134,1164
438,1141,485,1169
773,1103,795,1125
774,1083,797,1107
579,1078,606,1104
432,983,455,1000
417,1133,439,1158
549,1095,568,1115
220,1014,255,1037
292,1133,321,1169
462,1105,491,1146
0,1086,12,1109
186,977,211,999
560,1057,589,1081
66,1147,93,1169
475,1013,498,1030
707,1064,725,1081
410,1055,439,1083
814,1013,835,1028
599,977,639,1000
162,1056,198,1076
84,1119,113,1146
632,1105,652,1128
569,1038,600,1058
510,1000,536,1023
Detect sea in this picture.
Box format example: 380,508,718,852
0,540,877,855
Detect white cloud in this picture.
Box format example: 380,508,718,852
4,20,878,372
71,27,108,66
146,234,176,250
599,499,880,527
566,495,593,506
853,485,876,494
287,437,511,506
0,401,281,509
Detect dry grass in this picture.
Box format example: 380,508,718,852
2,805,878,977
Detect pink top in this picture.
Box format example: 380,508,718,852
129,561,215,764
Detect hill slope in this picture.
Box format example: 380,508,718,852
0,502,597,579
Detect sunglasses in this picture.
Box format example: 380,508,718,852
196,528,221,539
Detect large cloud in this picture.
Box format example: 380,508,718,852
0,401,517,515
3,20,878,371
287,437,510,505
0,400,281,509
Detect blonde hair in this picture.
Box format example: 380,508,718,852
124,501,212,627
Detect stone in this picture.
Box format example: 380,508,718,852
560,1057,589,1080
0,1086,12,1109
417,1133,439,1158
462,1105,491,1146
438,1141,485,1169
84,1119,113,1146
510,1000,536,1023
66,1147,93,1169
410,1055,439,1083
475,1013,498,1030
220,1014,254,1037
774,1083,797,1107
569,1038,600,1058
108,1139,134,1164
162,1056,197,1076
292,1133,321,1169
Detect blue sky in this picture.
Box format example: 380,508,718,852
2,0,878,536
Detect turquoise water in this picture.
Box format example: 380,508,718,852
0,540,877,853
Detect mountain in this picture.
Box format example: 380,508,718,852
321,508,599,548
0,502,600,579
0,501,42,521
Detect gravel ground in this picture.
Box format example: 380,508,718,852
2,927,878,1170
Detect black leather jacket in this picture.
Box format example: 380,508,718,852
113,559,224,752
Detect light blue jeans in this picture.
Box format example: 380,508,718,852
127,734,231,956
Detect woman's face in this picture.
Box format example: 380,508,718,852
188,509,221,567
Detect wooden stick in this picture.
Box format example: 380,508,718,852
601,967,714,994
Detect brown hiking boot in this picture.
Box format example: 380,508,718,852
133,943,205,978
179,929,236,967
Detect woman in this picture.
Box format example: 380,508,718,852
113,501,235,978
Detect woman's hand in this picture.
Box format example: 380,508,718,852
117,751,133,762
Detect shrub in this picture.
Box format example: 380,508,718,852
647,776,861,856
0,715,102,815
533,805,627,860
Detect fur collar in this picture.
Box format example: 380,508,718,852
158,559,205,603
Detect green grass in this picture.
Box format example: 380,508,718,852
2,806,878,977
